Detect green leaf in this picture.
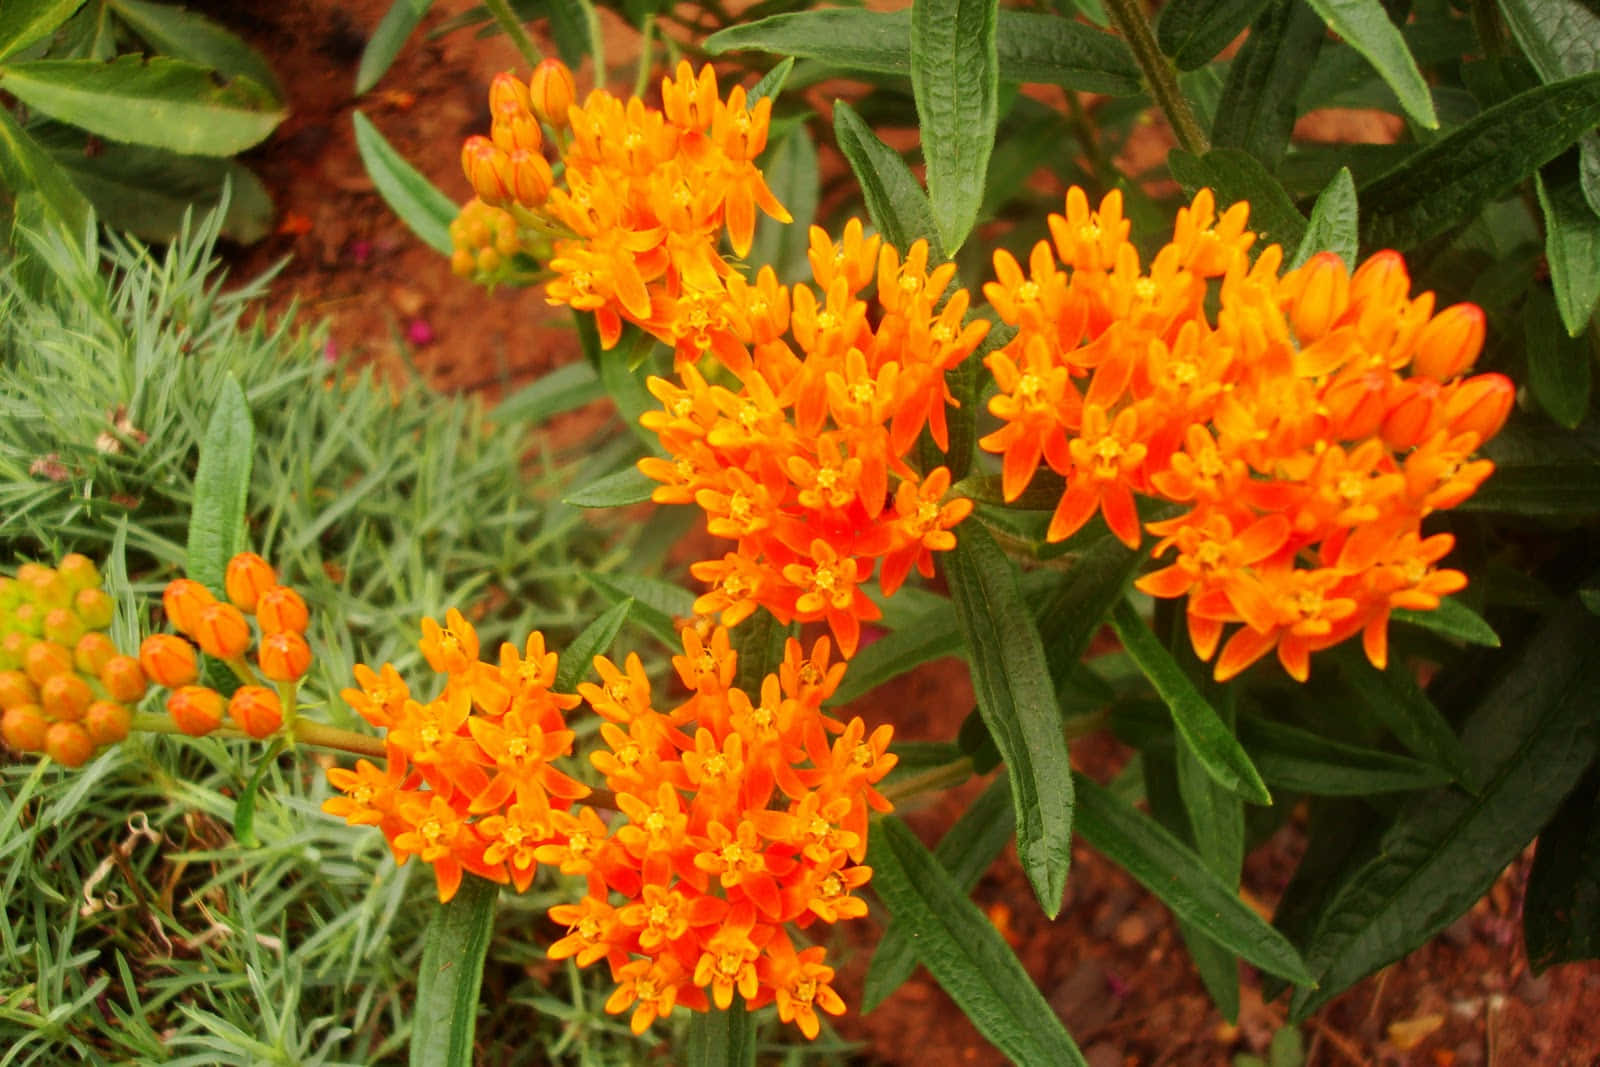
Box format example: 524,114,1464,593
1168,147,1308,252
1157,0,1274,70
581,571,694,646
108,0,284,101
1335,649,1476,790
747,124,818,282
1523,767,1600,973
1288,167,1358,270
0,0,85,62
1525,284,1592,428
232,737,286,849
1391,597,1500,647
0,56,284,156
947,524,1075,915
0,106,91,236
833,99,942,257
1536,167,1600,336
729,606,787,697
554,598,631,691
352,110,457,255
1211,0,1327,170
748,55,794,106
863,776,1015,1012
1111,600,1271,804
706,9,1142,97
1291,600,1600,1017
489,361,602,427
911,0,997,254
1074,772,1316,984
547,0,602,75
1037,533,1144,684
868,817,1089,1066
1358,72,1600,249
563,466,655,508
1300,0,1437,128
186,375,253,595
356,0,433,95
685,998,757,1067
412,875,497,1067
1496,0,1600,213
1457,459,1600,515
1240,717,1454,794
829,605,965,705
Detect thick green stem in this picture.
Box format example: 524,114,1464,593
133,712,388,759
882,757,975,805
482,0,542,70
1102,0,1211,155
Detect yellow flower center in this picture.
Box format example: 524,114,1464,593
507,737,530,760
649,903,671,926
931,322,955,343
793,977,818,1004
850,381,875,404
1134,278,1159,302
636,978,660,1002
816,310,839,331
1293,588,1326,619
703,754,729,779
1016,281,1040,302
807,816,831,842
717,952,744,978
569,831,592,854
820,873,844,898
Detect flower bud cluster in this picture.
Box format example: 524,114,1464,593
0,554,140,767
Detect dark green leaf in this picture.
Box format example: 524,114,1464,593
947,523,1075,916
0,106,91,236
1457,460,1600,515
581,571,694,646
547,0,601,74
1288,167,1358,270
1496,0,1600,212
912,0,997,253
1301,0,1437,127
352,110,457,255
598,330,665,453
108,0,284,101
1359,72,1600,249
685,998,757,1067
1391,597,1500,647
0,56,284,155
1168,147,1308,252
1536,167,1600,336
748,125,818,282
1291,601,1600,1017
730,607,786,696
356,0,433,95
829,602,965,705
992,11,1141,95
1240,717,1454,794
1037,534,1144,685
1112,599,1271,803
186,375,253,595
1074,772,1316,984
1335,649,1476,790
232,738,286,849
489,361,602,427
1524,767,1600,973
563,466,655,508
1525,284,1593,428
1211,0,1326,170
1157,0,1274,70
748,55,794,106
863,777,1015,1012
553,598,631,691
0,0,84,62
412,875,497,1067
868,818,1089,1066
833,99,942,257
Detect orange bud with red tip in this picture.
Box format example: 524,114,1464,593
139,634,200,688
1290,253,1351,343
193,602,252,660
25,640,73,686
488,70,531,115
40,673,92,722
74,632,117,677
85,701,131,746
99,655,147,704
228,685,284,739
0,670,37,709
529,59,575,128
2,704,47,752
259,631,312,682
163,578,214,636
44,721,93,767
225,552,277,613
462,136,514,206
1412,303,1485,381
1444,372,1515,441
257,586,310,636
167,685,224,736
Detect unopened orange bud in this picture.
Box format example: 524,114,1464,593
45,720,94,767
1381,379,1444,450
56,553,100,592
99,655,148,704
492,111,543,155
21,568,70,608
225,552,277,613
258,631,312,683
462,136,514,206
0,631,29,670
167,685,224,736
42,607,86,646
40,673,93,722
193,602,252,660
139,634,200,688
1291,253,1350,343
1,704,48,752
74,632,117,677
85,700,131,746
73,587,115,631
450,247,477,278
24,640,73,686
1349,249,1411,310
488,70,531,116
228,685,284,739
1444,372,1514,442
163,578,215,637
1412,303,1485,381
256,586,310,636
507,149,553,206
529,59,575,128
10,601,41,636
0,670,38,709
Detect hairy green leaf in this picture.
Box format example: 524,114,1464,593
1288,167,1358,270
489,361,602,427
1211,0,1326,170
833,99,942,256
1301,0,1437,127
1240,717,1454,794
1335,650,1475,789
1497,0,1600,213
1525,284,1592,428
685,998,757,1067
356,0,432,95
1169,147,1308,257
1158,0,1274,70
581,571,694,646
912,0,997,254
352,110,457,255
1391,598,1500,647
748,124,818,282
108,0,283,101
563,466,655,508
0,0,84,62
1536,167,1600,336
1523,768,1600,973
186,375,253,595
554,598,631,691
0,106,91,236
412,875,497,1067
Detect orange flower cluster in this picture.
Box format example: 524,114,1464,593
324,609,590,903
638,224,989,657
454,59,790,353
558,625,891,1038
140,552,311,739
982,188,1510,681
0,554,139,767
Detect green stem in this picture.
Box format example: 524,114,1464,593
133,711,388,759
1101,0,1211,155
633,15,656,100
482,0,542,70
882,757,975,805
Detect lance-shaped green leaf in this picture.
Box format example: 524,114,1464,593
1536,168,1600,336
1524,284,1593,428
1291,600,1600,1017
1074,772,1315,984
0,56,284,156
1168,148,1307,252
490,361,602,427
829,605,966,705
911,0,997,254
1358,72,1600,249
1391,597,1499,647
412,875,498,1067
868,817,1089,1065
748,124,819,283
1288,167,1358,270
947,523,1074,915
187,375,254,595
352,110,457,255
730,607,787,696
1157,0,1274,71
554,599,632,692
748,56,795,106
863,777,1015,1011
1240,717,1454,794
1335,649,1475,789
1037,534,1144,685
833,99,941,256
1496,0,1600,213
0,0,84,61
1301,0,1436,128
548,0,602,75
0,106,90,237
1523,768,1600,973
1111,600,1271,804
1211,0,1326,170
356,0,433,94
108,0,284,101
563,466,655,508
685,997,757,1067
582,572,695,647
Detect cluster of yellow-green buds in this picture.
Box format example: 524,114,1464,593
0,554,142,766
